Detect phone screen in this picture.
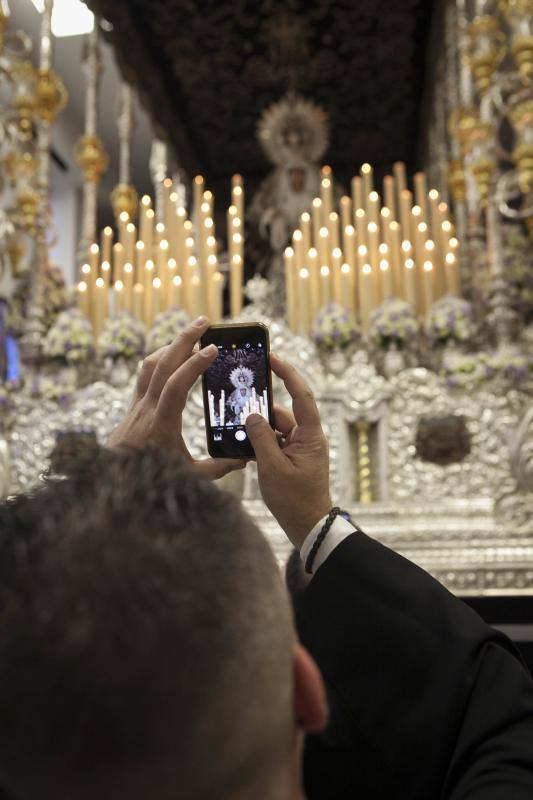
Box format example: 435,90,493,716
201,323,273,458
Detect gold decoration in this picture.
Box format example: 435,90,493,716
470,156,496,206
34,67,68,124
448,107,479,156
16,188,39,234
111,183,138,222
448,158,467,202
3,150,37,186
7,237,26,275
357,420,373,504
74,134,109,183
10,61,37,139
465,15,507,95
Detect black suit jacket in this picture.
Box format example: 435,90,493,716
295,533,533,799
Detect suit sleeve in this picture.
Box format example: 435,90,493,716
297,532,533,799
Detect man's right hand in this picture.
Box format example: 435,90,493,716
245,354,331,550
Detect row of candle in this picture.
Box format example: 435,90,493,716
285,162,462,334
77,174,246,335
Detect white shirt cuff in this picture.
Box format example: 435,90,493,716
300,514,357,576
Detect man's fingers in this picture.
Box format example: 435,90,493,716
246,413,283,468
194,458,247,481
156,344,218,420
274,404,296,435
147,316,210,402
270,354,321,431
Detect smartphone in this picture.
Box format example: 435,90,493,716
200,323,274,458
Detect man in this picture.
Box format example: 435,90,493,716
0,316,531,799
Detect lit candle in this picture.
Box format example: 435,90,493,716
319,265,331,308
379,259,393,298
307,247,320,320
393,161,407,195
340,196,352,232
230,254,243,318
101,260,111,291
359,263,374,330
89,242,100,275
194,175,205,220
399,190,413,244
190,274,202,319
300,211,312,253
361,162,373,200
444,251,461,296
165,258,177,309
343,225,357,303
170,274,182,308
368,191,380,226
351,176,364,213
125,222,136,265
284,246,296,331
212,271,224,322
157,239,169,291
113,279,124,314
94,276,106,337
101,226,113,264
123,262,134,312
340,263,355,316
383,176,396,219
318,226,330,270
298,267,311,336
293,229,304,271
423,261,434,310
151,276,162,325
77,281,89,317
135,241,146,286
132,283,144,322
355,208,367,248
414,172,428,221
403,258,417,310
320,167,333,220
113,242,125,285
388,221,402,297
231,174,244,220
311,198,322,245
331,247,343,304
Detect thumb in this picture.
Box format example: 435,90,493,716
246,414,281,466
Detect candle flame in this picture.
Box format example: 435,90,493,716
380,207,390,217
362,263,372,274
320,266,330,276
332,247,343,258
401,240,411,252
168,258,177,268
389,221,400,231
208,254,218,266
379,243,389,255
412,206,422,217
136,241,145,251
201,202,210,214
345,225,355,235
170,192,178,203
90,243,99,254
194,175,204,185
207,235,216,247
425,239,435,251
379,260,389,271
284,246,294,257
233,186,243,196
445,252,456,264
417,222,428,233
321,178,331,189
358,244,368,256
160,239,169,250
114,280,124,291
103,226,113,235
232,233,242,244
367,222,378,233
126,223,135,234
95,277,104,288
232,254,243,264
156,223,165,233
186,236,195,248
184,220,193,231
312,198,322,208
153,277,162,289
78,281,87,292
299,268,309,279
341,263,350,274
329,212,338,221
438,202,448,213
301,212,310,222
428,189,439,200
369,191,379,202
146,209,155,219
173,275,182,286
81,263,91,274
356,208,365,218
293,230,303,241
361,163,372,174
177,207,186,217
119,211,130,222
423,261,433,271
141,195,151,207
101,261,111,272
319,227,329,238
188,256,197,267
124,263,133,274
308,247,318,257
146,260,155,271
163,178,173,189
441,221,452,232
405,258,414,269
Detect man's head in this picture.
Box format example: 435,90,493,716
0,449,326,800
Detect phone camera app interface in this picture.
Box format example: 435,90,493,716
205,339,269,449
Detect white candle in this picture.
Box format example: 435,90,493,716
77,281,89,317
319,265,331,308
359,263,374,330
298,267,311,336
170,274,182,308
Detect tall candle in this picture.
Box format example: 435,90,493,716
359,263,374,330
284,246,295,331
113,242,125,285
393,161,407,195
194,175,205,221
293,229,304,271
361,163,373,200
165,258,177,309
190,275,202,319
101,260,111,290
230,254,243,318
340,196,352,232
383,176,396,219
320,168,333,220
388,221,402,297
123,262,134,312
94,277,106,337
423,261,434,310
77,281,89,317
351,176,364,212
328,212,340,250
399,190,413,244
355,208,367,248
300,212,312,253
212,271,224,322
125,222,136,265
414,172,428,221
318,226,330,270
307,247,320,320
113,279,124,314
331,247,343,304
101,226,113,264
89,242,100,275
135,241,146,286
132,283,144,322
367,222,380,304
403,258,417,309
231,174,244,219
368,191,380,226
444,252,461,296
151,276,162,325
170,275,182,308
311,198,322,245
379,259,393,298
340,263,355,316
319,265,331,307
298,267,311,336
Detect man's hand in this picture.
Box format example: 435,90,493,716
107,316,246,480
245,354,331,549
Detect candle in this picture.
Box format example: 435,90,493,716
135,241,145,286
331,247,343,304
307,247,320,320
355,208,367,248
190,275,202,319
298,267,311,336
319,265,331,307
359,263,374,330
399,190,413,244
94,276,106,337
165,258,177,309
230,254,243,318
112,242,125,285
293,229,304,271
383,176,395,219
232,174,244,219
77,281,89,316
393,161,407,195
284,246,295,331
368,191,380,226
423,261,434,310
444,252,461,296
320,168,333,220
311,198,322,245
170,274,182,308
113,279,124,314
329,212,340,250
101,260,111,290
194,175,205,221
101,226,113,264
144,208,154,260
157,239,169,290
388,221,402,297
379,259,392,299
340,263,355,316
123,262,134,312
89,242,100,275
300,212,312,253
318,226,330,270
403,258,417,309
132,283,144,322
212,271,224,322
361,162,373,200
151,276,162,325
340,196,352,231
343,225,357,286
185,255,198,315
414,172,428,221
351,176,364,212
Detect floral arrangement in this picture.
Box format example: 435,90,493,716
368,297,418,349
146,307,191,354
28,372,77,406
425,295,474,346
311,302,361,349
485,350,532,384
98,312,145,361
442,351,491,390
43,308,95,364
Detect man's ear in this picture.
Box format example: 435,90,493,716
293,643,328,733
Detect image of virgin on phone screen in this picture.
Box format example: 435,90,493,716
201,323,274,459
